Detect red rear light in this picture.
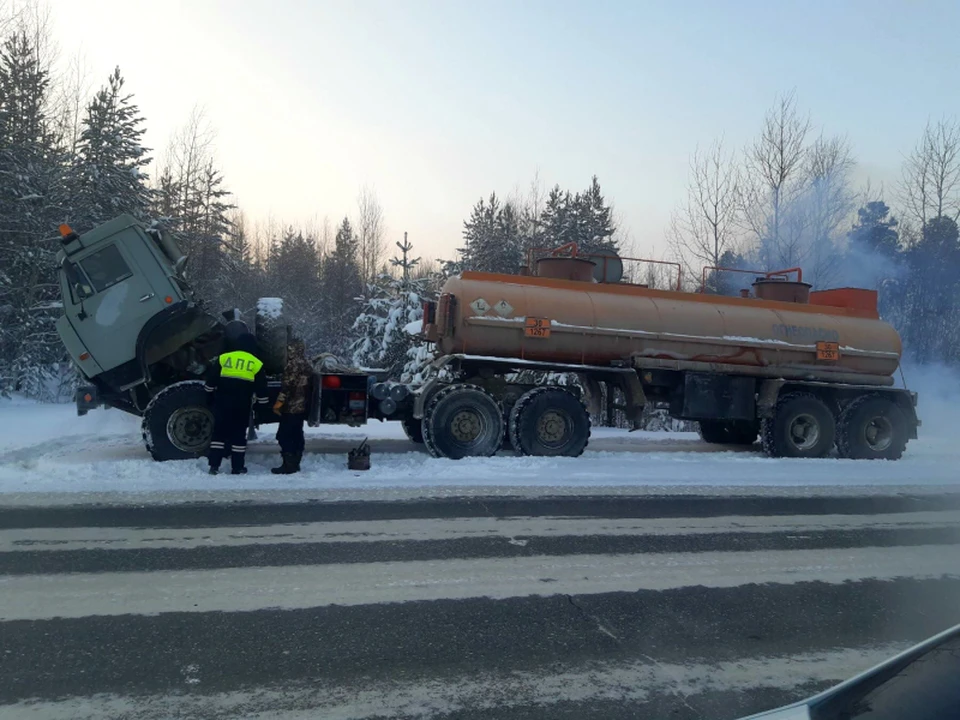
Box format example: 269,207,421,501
321,375,342,389
83,393,92,403
79,352,90,361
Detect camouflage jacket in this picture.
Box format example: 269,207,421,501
277,345,313,415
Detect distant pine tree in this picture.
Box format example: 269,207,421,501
460,193,522,273
847,201,900,260
901,216,960,363
321,217,363,357
72,66,152,228
538,178,617,255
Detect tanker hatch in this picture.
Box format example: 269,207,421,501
752,278,812,304
535,256,597,283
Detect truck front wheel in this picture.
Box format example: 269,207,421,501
142,381,214,461
509,387,591,457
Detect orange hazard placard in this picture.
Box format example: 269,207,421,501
524,317,552,338
816,341,840,361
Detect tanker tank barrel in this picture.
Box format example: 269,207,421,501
418,256,915,462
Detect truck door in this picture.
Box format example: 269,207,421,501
69,240,166,376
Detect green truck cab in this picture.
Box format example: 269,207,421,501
55,215,390,461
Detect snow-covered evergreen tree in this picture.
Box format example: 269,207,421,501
267,226,325,351
540,177,617,254
72,66,152,229
351,233,432,380
0,31,70,397
460,193,523,273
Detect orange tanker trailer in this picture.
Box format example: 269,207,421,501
409,247,918,462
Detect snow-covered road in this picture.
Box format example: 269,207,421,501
4,492,960,719
0,390,958,499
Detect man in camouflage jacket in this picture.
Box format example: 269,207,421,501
271,338,313,474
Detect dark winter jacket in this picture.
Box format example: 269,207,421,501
276,339,313,415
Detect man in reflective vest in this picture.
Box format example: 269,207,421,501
204,329,269,474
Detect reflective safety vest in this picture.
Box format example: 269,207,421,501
219,351,263,382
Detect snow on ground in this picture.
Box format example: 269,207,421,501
0,380,959,497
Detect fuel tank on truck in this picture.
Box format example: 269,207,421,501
429,269,903,385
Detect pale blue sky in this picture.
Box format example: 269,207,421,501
50,0,960,260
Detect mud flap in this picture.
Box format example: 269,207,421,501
75,385,100,416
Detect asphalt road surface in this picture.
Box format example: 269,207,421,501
3,493,960,720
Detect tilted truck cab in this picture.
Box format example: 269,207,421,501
54,215,390,461
57,215,221,416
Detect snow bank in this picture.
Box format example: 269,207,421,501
1,365,959,497
0,396,139,454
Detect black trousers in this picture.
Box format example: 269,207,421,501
209,403,252,471
276,413,306,455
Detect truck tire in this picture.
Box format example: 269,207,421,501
761,392,836,459
698,419,759,446
509,387,591,457
837,395,909,460
142,381,215,461
255,297,289,376
401,415,425,444
422,384,504,459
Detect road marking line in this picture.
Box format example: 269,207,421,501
2,544,958,621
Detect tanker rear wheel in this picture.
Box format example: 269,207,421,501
401,415,424,444
761,392,836,459
837,395,908,460
698,419,759,446
509,387,591,457
422,384,504,459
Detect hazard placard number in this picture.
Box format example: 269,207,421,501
816,341,840,361
525,317,552,338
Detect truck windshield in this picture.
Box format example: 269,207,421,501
78,244,133,293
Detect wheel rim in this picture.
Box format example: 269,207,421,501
788,413,820,451
864,416,894,452
166,406,214,453
536,409,571,449
450,409,484,445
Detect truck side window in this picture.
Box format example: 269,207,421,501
62,260,93,302
79,244,133,293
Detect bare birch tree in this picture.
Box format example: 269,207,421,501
668,137,741,287
51,50,90,155
356,185,385,282
899,118,960,234
801,134,856,287
740,91,812,268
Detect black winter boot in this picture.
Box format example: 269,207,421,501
231,452,247,475
290,452,302,473
271,453,294,475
